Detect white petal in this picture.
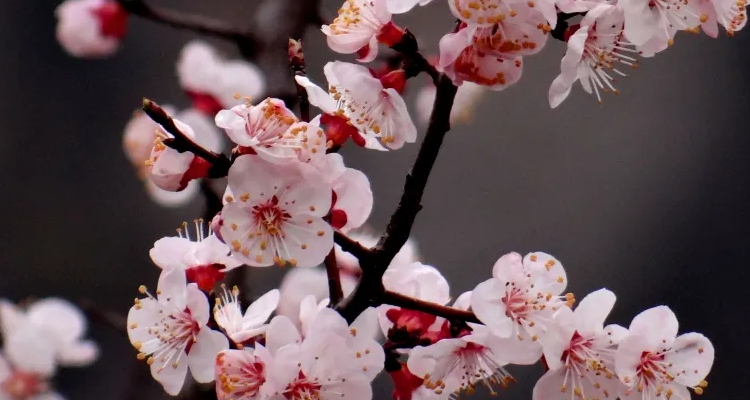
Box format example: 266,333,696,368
532,368,566,400
471,279,514,337
242,289,280,327
266,316,301,354
629,306,678,348
188,328,229,383
185,284,210,325
150,350,189,396
438,27,475,69
0,300,26,339
5,327,57,377
157,267,188,310
615,334,652,386
665,333,714,387
523,252,567,293
27,298,87,344
149,237,193,270
283,215,334,268
574,288,616,338
387,0,422,13
57,340,99,367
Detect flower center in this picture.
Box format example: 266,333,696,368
252,196,289,237
216,354,266,400
134,300,201,372
284,371,322,400
1,372,45,400
425,342,514,397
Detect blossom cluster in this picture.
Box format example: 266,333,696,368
45,0,734,399
0,298,98,400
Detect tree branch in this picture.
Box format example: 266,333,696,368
381,291,480,324
116,0,254,42
390,29,440,84
324,248,344,305
288,39,310,122
142,98,232,178
333,231,373,261
79,300,128,332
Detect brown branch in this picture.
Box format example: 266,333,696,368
288,39,310,123
381,291,480,324
79,300,127,332
142,98,232,178
390,29,440,84
336,74,459,323
116,0,253,42
324,248,344,305
333,231,373,262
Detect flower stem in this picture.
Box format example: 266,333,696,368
381,290,480,324
324,248,344,306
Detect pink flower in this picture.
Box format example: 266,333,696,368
615,306,714,400
124,108,222,206
276,270,358,329
0,298,98,375
322,0,396,62
215,99,327,163
387,0,435,13
416,81,487,125
146,117,214,192
219,155,333,268
449,0,558,29
55,0,127,58
177,41,266,115
619,0,701,48
296,61,417,150
532,289,628,400
438,14,549,90
127,267,229,395
311,154,373,232
697,0,747,37
150,220,241,292
471,252,574,365
213,286,280,345
0,354,62,400
548,5,639,107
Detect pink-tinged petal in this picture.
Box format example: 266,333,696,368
6,327,57,377
218,203,274,268
387,0,422,13
483,333,543,365
324,29,373,54
266,316,301,354
57,340,99,366
308,308,350,337
188,328,229,383
0,355,11,381
532,0,558,28
524,252,567,294
407,339,465,378
665,333,714,387
619,0,660,45
277,163,332,218
55,0,121,58
574,288,616,337
149,237,193,270
127,298,162,345
381,88,418,148
157,267,188,310
615,334,652,386
452,291,472,311
215,61,266,108
491,252,525,282
185,283,210,325
226,155,277,204
215,109,246,132
438,27,475,70
593,323,629,349
327,62,383,103
145,179,200,207
548,73,576,109
333,168,373,232
351,307,380,340
449,0,506,27
532,368,566,400
242,289,280,327
629,306,678,348
0,300,25,339
549,25,589,108
324,372,372,399
283,215,333,268
295,76,338,115
356,35,380,63
150,350,189,396
177,108,224,153
471,279,514,337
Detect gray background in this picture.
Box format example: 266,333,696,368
0,0,747,399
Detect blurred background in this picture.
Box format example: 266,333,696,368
0,0,748,399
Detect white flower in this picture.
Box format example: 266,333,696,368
387,0,435,13
532,289,629,400
311,154,373,232
697,0,747,37
619,0,701,48
215,99,327,163
471,252,574,365
296,61,417,150
150,220,241,292
615,306,714,400
127,267,229,395
276,269,358,329
0,298,98,375
449,0,558,29
322,0,392,62
55,0,127,58
219,155,333,268
213,286,280,344
177,41,266,114
549,5,640,107
415,82,487,125
146,117,214,192
0,353,64,400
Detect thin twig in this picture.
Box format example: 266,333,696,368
116,0,253,42
390,29,440,84
333,231,373,261
142,98,232,178
79,300,128,332
381,290,481,324
288,39,310,122
324,248,344,305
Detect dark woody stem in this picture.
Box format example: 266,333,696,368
288,39,311,123
381,290,480,324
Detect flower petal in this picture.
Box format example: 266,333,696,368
574,288,616,338
665,332,714,387
243,289,280,327
188,328,229,383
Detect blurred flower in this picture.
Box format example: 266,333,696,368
55,0,127,58
415,81,487,125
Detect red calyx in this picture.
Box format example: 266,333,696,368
386,308,437,337
320,113,366,148
186,91,224,116
92,1,128,39
379,70,407,94
185,264,226,293
389,363,424,400
564,24,581,42
377,21,406,47
179,156,212,188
